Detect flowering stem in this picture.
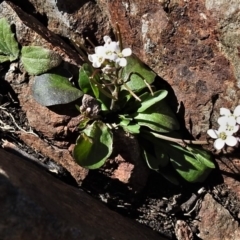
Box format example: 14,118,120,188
89,77,116,100
144,79,154,96
123,83,141,101
116,22,123,51
86,37,95,48
142,130,209,145
70,39,89,63
110,85,120,111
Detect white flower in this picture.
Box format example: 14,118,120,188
88,36,132,68
218,105,240,126
88,46,107,68
103,35,132,67
207,125,239,150
115,48,132,67
103,36,118,61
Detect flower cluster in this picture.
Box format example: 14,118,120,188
207,106,240,150
88,36,132,70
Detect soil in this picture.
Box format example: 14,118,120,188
1,61,240,240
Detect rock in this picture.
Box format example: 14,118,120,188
18,132,88,184
217,157,240,200
205,0,240,88
0,148,166,240
0,1,150,189
111,130,150,191
3,1,82,65
174,220,193,240
198,193,240,239
96,0,239,137
0,1,89,184
15,0,112,45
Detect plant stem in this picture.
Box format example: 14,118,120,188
116,22,123,50
142,130,209,145
89,77,116,100
70,39,89,63
123,83,141,101
110,85,120,110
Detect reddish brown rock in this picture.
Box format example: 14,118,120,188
18,132,88,184
217,157,240,200
97,0,239,137
198,193,240,240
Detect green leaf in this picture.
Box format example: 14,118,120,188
73,121,113,169
164,142,213,182
140,136,169,169
78,63,99,96
121,123,140,134
186,146,215,169
134,100,179,132
73,132,93,163
137,90,168,112
143,148,170,170
78,63,111,110
0,55,10,63
121,54,156,92
78,117,90,130
154,145,169,167
21,46,62,75
0,18,19,62
32,73,83,106
141,133,214,182
142,147,179,185
143,148,159,170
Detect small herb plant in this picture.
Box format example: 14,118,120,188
1,18,218,184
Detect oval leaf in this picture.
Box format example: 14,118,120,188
21,46,62,75
32,73,83,106
141,134,214,182
142,146,179,185
134,100,179,132
73,121,113,169
186,146,215,169
0,18,19,62
137,90,168,112
121,54,156,92
167,143,213,182
121,123,140,134
78,63,94,94
170,153,212,183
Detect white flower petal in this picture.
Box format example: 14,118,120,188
228,116,237,126
122,48,132,57
236,116,240,124
207,129,219,139
234,105,240,116
88,54,96,62
218,125,228,132
103,36,112,44
233,124,239,133
225,136,238,147
109,41,120,52
92,61,101,68
95,46,106,55
108,53,118,61
214,138,225,150
217,116,228,126
220,108,231,116
116,58,127,67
